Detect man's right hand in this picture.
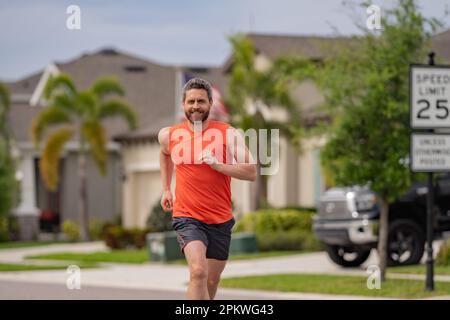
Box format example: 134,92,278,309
161,190,173,212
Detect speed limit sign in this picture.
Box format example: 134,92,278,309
410,65,450,128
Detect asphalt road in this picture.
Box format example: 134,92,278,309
0,280,278,300
0,280,188,299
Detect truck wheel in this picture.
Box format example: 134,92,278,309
388,219,425,266
324,244,371,267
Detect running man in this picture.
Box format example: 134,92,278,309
158,78,256,300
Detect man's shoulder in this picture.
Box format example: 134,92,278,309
158,126,170,145
210,120,233,130
158,121,190,145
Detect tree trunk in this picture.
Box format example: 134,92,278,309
253,137,268,210
377,196,389,282
78,144,90,241
253,163,261,211
260,174,268,207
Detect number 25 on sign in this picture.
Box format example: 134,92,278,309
410,65,450,129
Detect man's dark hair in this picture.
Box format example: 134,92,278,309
182,78,213,102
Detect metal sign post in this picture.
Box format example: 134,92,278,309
425,53,435,292
409,52,450,291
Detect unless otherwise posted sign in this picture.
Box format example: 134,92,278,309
411,133,450,172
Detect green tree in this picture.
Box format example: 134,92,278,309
0,82,20,224
31,74,138,241
226,34,304,210
315,0,440,281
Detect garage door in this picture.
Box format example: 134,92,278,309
132,171,162,228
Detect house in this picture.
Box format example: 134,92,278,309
6,48,176,239
6,29,450,237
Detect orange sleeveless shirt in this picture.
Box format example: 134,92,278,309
169,120,233,224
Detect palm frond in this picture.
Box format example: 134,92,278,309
81,120,107,176
76,91,97,116
52,94,79,115
97,100,137,129
91,77,125,100
39,127,74,191
30,106,71,148
44,73,77,100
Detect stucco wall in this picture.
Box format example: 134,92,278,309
59,150,122,224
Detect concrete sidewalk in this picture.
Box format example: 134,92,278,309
0,241,108,263
0,241,448,300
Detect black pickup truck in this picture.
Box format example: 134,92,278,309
313,173,450,267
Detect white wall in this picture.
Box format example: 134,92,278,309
121,142,163,228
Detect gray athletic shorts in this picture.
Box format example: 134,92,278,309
171,216,235,261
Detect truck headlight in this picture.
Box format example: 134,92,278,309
346,192,356,212
355,194,377,211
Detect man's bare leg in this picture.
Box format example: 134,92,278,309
207,258,227,300
183,240,210,300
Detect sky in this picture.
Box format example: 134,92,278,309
0,0,449,81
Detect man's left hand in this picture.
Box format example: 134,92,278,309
198,150,220,169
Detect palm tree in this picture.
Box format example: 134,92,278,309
226,34,303,210
31,74,137,240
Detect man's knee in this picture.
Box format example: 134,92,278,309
190,265,208,282
207,276,220,287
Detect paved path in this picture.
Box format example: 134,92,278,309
0,242,108,264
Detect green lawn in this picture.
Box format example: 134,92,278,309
0,241,69,250
0,262,99,272
168,250,311,265
26,249,312,265
25,249,148,264
219,273,450,299
230,250,313,260
388,264,450,275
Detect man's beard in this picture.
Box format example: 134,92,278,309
185,109,210,124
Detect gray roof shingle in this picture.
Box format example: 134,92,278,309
7,48,178,144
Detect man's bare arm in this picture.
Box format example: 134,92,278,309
200,127,257,181
158,127,174,211
213,162,257,181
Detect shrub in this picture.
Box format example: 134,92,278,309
0,216,20,242
235,209,322,252
235,209,314,233
0,216,8,242
146,201,172,232
88,217,104,240
62,220,80,242
113,212,122,226
256,230,321,251
281,206,316,213
101,224,150,250
102,225,125,249
127,228,148,249
436,239,450,266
